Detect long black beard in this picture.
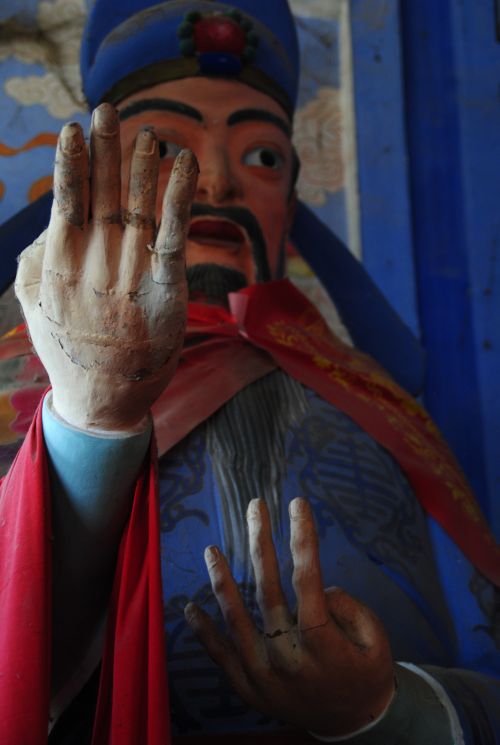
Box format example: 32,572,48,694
186,263,248,306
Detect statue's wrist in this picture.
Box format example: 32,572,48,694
49,389,152,435
309,664,454,744
309,676,396,743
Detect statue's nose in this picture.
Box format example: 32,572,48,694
195,147,242,204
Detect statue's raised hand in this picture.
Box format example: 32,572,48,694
15,104,197,431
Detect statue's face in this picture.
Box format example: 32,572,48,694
118,77,295,283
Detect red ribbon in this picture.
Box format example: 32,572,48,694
0,403,170,744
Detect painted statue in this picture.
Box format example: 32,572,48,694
0,2,499,744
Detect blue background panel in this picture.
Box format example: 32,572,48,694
398,0,500,534
350,0,419,337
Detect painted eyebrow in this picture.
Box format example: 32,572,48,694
118,98,203,123
226,108,291,137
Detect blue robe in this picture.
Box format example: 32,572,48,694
156,369,500,739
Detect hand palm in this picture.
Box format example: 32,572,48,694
15,105,198,431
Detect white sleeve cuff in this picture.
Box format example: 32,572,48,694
309,662,464,743
398,663,464,745
308,687,395,742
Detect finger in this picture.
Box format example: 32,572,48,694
289,498,329,633
152,149,198,284
325,586,385,651
184,602,261,709
247,499,292,634
44,122,88,274
204,545,265,670
119,128,159,288
90,103,121,223
124,127,158,233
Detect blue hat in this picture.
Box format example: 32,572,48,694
81,0,300,116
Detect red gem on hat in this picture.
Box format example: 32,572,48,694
193,15,246,56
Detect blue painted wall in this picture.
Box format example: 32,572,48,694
351,0,500,536
449,0,500,537
350,0,419,337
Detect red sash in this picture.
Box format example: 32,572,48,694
0,404,170,745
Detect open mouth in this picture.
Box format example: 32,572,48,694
188,218,247,251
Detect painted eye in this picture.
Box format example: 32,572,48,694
158,140,183,160
243,146,284,170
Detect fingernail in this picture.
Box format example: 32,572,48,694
289,498,308,518
204,545,220,567
246,498,262,520
60,123,83,156
184,602,197,623
92,103,118,136
173,148,199,176
135,128,156,156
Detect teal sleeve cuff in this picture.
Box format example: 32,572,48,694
42,394,152,534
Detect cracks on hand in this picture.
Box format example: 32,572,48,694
264,627,293,639
44,311,63,327
123,367,153,381
299,619,329,633
127,289,151,302
51,332,91,370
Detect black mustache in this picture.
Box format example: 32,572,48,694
189,203,270,282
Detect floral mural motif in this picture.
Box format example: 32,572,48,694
0,0,87,118
293,86,344,206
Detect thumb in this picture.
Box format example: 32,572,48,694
14,230,46,308
324,586,387,651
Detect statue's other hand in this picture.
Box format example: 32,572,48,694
185,498,395,739
15,104,198,431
